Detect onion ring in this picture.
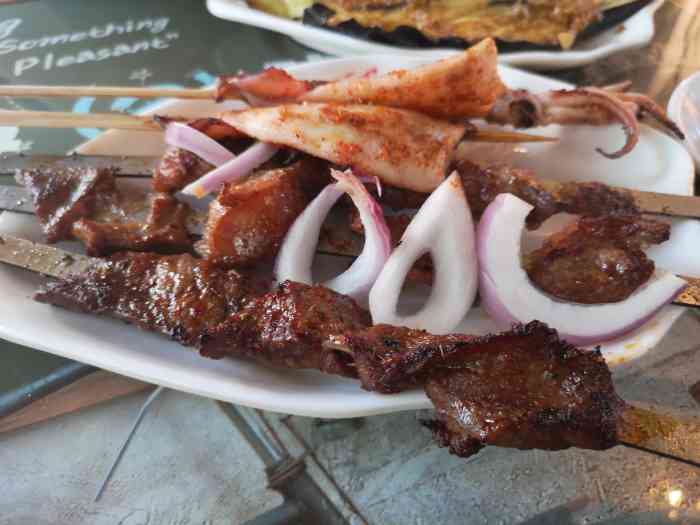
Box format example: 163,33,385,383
369,172,478,334
275,168,391,302
477,193,687,345
181,142,278,198
164,122,235,167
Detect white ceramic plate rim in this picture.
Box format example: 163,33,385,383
0,56,692,418
206,0,664,70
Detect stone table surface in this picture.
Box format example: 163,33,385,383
1,0,700,524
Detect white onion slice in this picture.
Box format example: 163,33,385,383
181,142,278,198
275,168,391,302
477,193,687,345
164,122,235,167
369,172,478,335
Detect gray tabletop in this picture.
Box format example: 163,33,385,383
1,1,700,524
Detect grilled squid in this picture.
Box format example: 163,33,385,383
221,103,468,192
210,38,680,160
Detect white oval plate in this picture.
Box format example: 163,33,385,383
0,56,695,418
206,0,664,70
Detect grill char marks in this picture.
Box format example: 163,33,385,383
422,321,626,457
199,280,370,377
524,215,670,304
34,253,263,346
16,166,118,242
72,193,193,256
204,158,330,266
348,324,475,393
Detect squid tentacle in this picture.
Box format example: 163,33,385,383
487,84,682,159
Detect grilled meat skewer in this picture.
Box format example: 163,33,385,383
0,237,696,464
6,156,700,307
4,152,700,221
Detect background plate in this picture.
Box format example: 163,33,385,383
0,56,694,418
206,0,664,70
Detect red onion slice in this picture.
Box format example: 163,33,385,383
369,172,478,334
164,122,235,167
275,168,391,302
477,193,687,345
181,142,278,198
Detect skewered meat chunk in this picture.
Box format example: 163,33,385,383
35,253,264,346
370,160,640,229
15,166,117,242
72,193,193,257
455,159,641,229
204,158,330,266
199,280,369,377
524,216,670,304
423,321,626,458
347,323,475,393
16,164,196,257
216,68,319,104
153,147,214,194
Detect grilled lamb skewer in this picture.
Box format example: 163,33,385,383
7,156,700,306
5,152,700,223
0,238,695,463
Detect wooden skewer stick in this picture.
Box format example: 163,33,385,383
618,404,700,469
0,110,184,131
0,109,557,143
466,128,557,143
0,84,218,100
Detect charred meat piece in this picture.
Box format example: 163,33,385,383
524,216,670,304
199,280,370,377
423,321,626,458
15,166,118,242
455,160,640,229
153,147,214,194
366,160,640,229
34,255,629,458
152,118,251,193
216,68,319,104
35,253,263,346
72,193,193,257
204,158,330,266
